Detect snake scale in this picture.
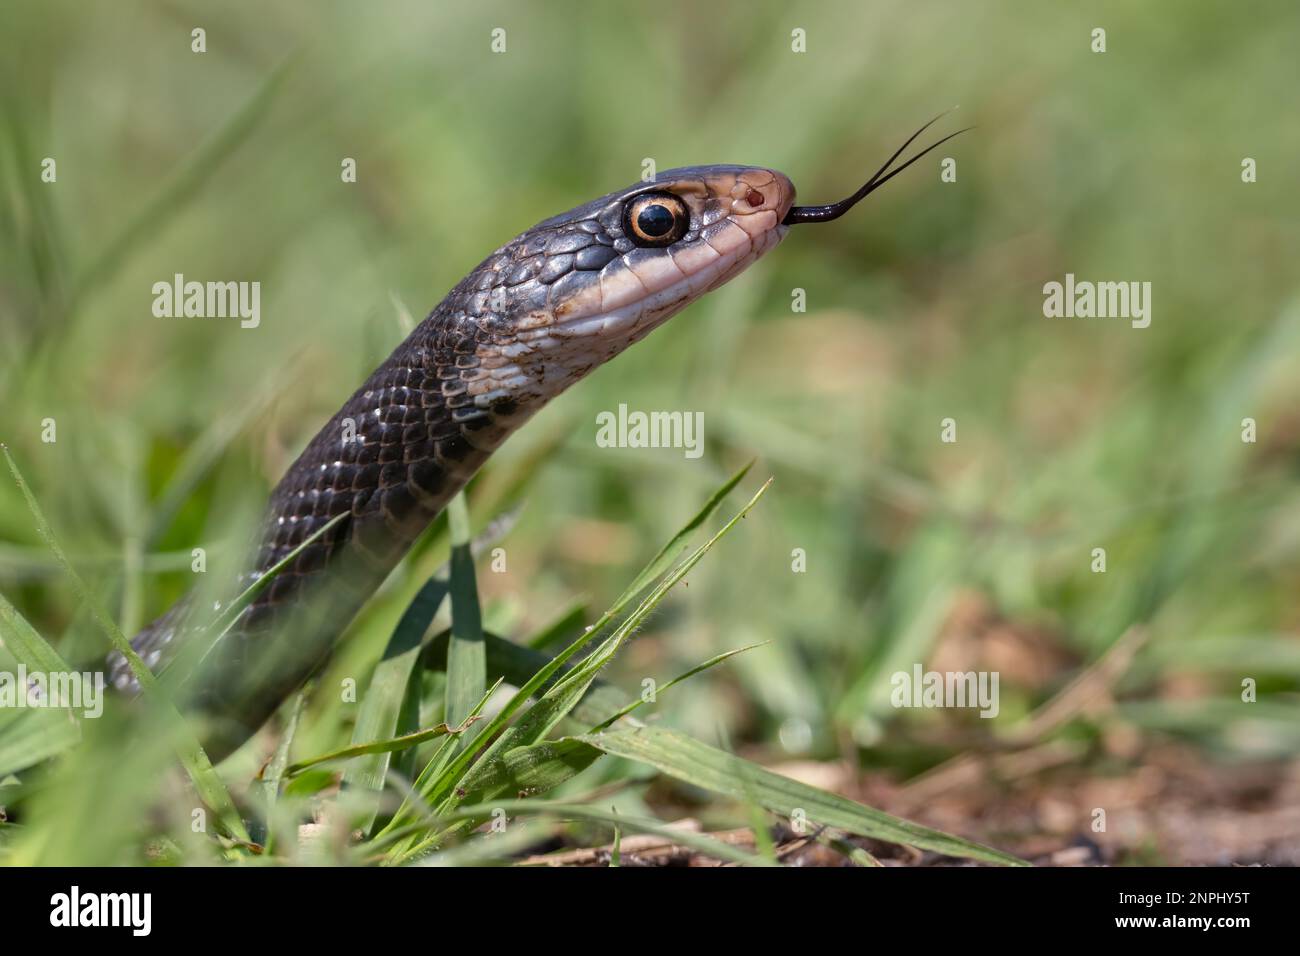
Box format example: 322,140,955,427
108,117,966,757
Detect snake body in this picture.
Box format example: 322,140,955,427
110,165,797,755
109,113,964,757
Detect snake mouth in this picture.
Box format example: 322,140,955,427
782,112,973,226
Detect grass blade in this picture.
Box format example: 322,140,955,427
0,587,72,675
565,458,755,658
0,708,81,777
3,444,250,844
422,630,631,730
0,589,88,772
288,718,479,778
158,512,350,693
444,492,484,730
445,479,772,809
589,642,766,731
378,676,504,846
444,799,772,867
341,575,449,831
252,690,306,852
616,458,753,603
442,738,603,804
200,513,349,652
577,726,1026,866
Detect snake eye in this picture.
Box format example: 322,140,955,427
623,192,690,247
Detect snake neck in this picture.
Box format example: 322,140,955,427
112,299,537,742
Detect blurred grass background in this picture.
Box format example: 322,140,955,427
2,0,1299,863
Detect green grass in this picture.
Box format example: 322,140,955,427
1,460,1020,865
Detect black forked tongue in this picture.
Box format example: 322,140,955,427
783,111,973,225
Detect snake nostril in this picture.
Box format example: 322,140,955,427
745,189,765,208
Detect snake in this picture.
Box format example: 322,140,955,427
108,116,967,758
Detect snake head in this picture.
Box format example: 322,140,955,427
455,165,796,404
448,115,967,411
